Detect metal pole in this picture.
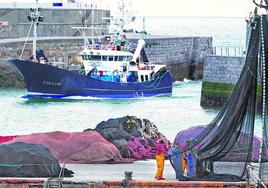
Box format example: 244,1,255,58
33,19,37,60
235,47,237,56
91,3,94,49
33,0,39,60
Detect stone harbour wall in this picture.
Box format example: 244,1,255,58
144,37,212,80
0,59,25,88
143,37,212,65
202,55,245,84
200,55,262,108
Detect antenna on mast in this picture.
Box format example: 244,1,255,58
111,0,136,34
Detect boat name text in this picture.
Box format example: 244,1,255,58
42,81,62,86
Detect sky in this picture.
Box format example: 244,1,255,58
107,0,256,17
0,0,257,17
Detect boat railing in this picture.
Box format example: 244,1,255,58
144,65,154,71
85,44,107,50
47,61,81,73
85,43,129,52
47,61,68,69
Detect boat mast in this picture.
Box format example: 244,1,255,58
28,0,44,60
32,4,37,60
91,3,95,49
115,0,135,34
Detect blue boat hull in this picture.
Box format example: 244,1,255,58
8,59,173,98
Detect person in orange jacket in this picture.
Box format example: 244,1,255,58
155,139,167,180
181,143,188,175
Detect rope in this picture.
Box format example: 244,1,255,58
51,163,55,175
247,66,258,80
20,22,33,59
142,71,169,88
0,163,58,167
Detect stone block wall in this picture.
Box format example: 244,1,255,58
203,55,245,84
143,37,212,80
144,37,212,65
201,55,250,108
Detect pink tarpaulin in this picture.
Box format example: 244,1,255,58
0,136,17,143
5,131,126,163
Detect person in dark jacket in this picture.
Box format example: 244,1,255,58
168,143,183,180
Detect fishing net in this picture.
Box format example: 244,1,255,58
0,142,73,177
170,14,268,182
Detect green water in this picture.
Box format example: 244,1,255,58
0,81,220,141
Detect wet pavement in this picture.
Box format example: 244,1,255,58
64,160,176,182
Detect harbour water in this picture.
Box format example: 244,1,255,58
0,17,256,141
1,81,217,141
128,16,246,47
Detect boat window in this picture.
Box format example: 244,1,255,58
131,71,138,82
141,75,144,82
119,56,124,61
108,56,114,61
82,55,87,60
86,55,92,60
127,56,132,61
102,56,107,61
145,75,149,81
115,56,118,61
92,55,101,61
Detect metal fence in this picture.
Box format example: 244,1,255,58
212,46,246,57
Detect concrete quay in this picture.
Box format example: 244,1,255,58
0,179,247,188
0,160,248,188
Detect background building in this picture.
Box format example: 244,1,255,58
0,2,110,38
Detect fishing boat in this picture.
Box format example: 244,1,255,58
8,2,172,99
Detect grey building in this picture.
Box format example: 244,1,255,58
0,2,110,38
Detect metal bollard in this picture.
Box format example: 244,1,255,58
124,171,133,181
